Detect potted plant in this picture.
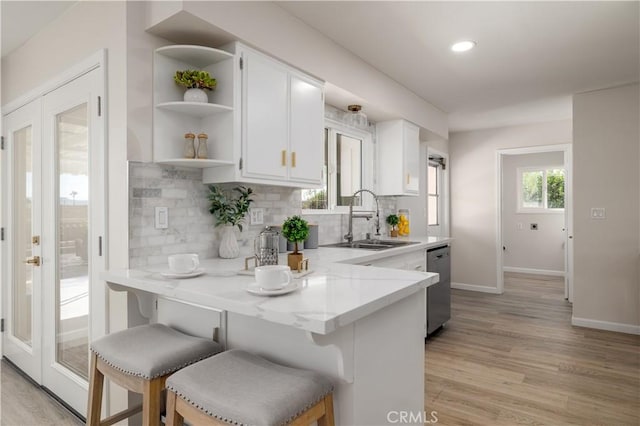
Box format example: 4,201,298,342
282,216,309,271
386,214,400,237
174,70,217,103
208,185,254,258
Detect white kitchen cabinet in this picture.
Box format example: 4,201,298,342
153,45,236,168
376,119,420,196
204,43,324,187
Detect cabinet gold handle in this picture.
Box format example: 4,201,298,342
24,256,41,266
291,152,296,168
281,150,287,167
407,173,410,184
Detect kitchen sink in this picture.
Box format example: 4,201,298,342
321,239,420,250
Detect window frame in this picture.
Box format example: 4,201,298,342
427,160,442,227
516,165,565,214
302,119,374,214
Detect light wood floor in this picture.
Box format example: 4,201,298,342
0,359,82,425
426,272,640,425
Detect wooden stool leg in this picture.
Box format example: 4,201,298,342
86,353,104,426
165,390,184,426
318,394,335,426
142,378,163,426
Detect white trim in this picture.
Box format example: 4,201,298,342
2,50,106,115
571,317,640,335
451,282,502,294
503,267,565,277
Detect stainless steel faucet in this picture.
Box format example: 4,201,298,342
344,189,381,244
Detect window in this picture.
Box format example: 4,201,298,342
428,162,440,226
302,121,372,212
517,167,565,212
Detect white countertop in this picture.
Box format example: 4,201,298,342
101,236,451,335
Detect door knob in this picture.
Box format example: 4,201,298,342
24,256,41,266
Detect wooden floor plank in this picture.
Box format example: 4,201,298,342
425,272,640,426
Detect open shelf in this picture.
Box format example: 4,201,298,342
155,45,233,68
156,101,233,118
156,159,235,168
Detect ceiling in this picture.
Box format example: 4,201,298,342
1,1,76,57
3,1,638,133
277,1,639,132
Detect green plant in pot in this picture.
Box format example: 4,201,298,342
386,214,400,238
174,70,217,103
282,215,309,271
208,185,254,258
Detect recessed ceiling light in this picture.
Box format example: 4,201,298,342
451,40,476,53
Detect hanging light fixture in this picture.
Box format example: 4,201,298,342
347,104,368,128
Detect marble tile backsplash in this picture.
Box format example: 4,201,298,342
129,161,398,267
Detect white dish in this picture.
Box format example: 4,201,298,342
246,281,300,296
160,268,205,279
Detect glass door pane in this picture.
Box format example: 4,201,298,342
13,126,33,346
56,103,89,380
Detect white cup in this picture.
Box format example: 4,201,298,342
255,265,292,290
168,253,199,274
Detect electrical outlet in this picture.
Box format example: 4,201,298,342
155,207,168,229
591,207,606,219
250,208,264,225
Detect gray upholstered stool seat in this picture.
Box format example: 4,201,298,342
166,349,335,426
90,323,223,379
87,324,223,426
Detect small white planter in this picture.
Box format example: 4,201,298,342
219,225,240,259
183,88,208,103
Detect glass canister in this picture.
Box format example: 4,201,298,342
183,132,196,158
254,226,280,266
196,133,208,159
398,208,410,236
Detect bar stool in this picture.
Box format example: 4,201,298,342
165,349,335,426
87,323,223,426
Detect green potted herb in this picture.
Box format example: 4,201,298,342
282,215,309,271
174,70,217,103
386,214,400,237
208,185,253,258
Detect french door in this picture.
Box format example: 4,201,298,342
2,66,105,416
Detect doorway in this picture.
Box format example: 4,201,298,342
2,55,106,416
496,145,573,301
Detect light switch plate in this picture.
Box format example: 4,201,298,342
591,207,606,219
155,207,169,229
250,208,264,225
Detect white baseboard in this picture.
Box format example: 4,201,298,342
451,282,502,294
572,317,640,335
503,267,565,277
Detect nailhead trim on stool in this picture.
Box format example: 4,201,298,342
87,324,223,426
166,349,335,426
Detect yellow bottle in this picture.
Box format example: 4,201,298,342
398,209,410,236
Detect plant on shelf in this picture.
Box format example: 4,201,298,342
174,70,217,103
208,185,254,259
386,214,400,238
174,70,217,90
281,215,309,271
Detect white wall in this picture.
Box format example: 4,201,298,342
502,152,565,273
572,83,639,332
449,120,572,291
146,1,448,139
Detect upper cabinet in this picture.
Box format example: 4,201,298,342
376,119,420,196
153,45,236,168
152,42,324,187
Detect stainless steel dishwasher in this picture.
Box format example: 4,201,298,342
426,245,451,336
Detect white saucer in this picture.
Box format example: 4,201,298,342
160,268,205,279
246,281,300,296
